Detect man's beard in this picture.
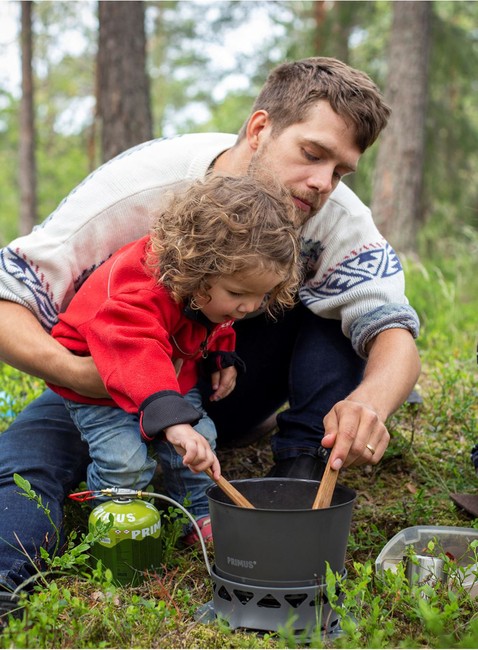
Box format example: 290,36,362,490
247,145,321,228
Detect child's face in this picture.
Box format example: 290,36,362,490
195,268,284,324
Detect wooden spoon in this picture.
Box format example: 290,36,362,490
205,467,255,509
311,455,339,509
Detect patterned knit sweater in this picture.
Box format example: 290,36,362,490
0,133,419,359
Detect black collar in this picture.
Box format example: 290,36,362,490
183,301,215,332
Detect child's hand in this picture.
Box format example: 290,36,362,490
210,366,237,402
164,423,221,479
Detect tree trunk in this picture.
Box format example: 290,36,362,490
371,1,432,255
19,0,37,235
310,1,351,62
329,1,353,63
311,1,327,54
97,1,153,163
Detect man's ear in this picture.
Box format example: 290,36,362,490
246,110,270,151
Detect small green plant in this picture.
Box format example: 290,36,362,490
12,473,113,582
159,502,191,565
1,476,210,648
0,366,45,429
322,549,478,650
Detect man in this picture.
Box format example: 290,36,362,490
0,57,420,612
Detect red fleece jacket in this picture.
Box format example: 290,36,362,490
48,236,237,438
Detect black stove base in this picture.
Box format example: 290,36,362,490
195,566,345,639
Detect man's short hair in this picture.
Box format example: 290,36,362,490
238,57,391,152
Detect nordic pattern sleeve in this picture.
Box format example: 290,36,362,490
0,134,236,331
0,141,174,330
298,183,420,358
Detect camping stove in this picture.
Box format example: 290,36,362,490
208,564,346,636
202,477,356,636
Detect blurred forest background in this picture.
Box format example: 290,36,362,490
1,0,477,266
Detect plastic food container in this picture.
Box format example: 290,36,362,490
375,525,478,596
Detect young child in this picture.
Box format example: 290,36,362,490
48,174,302,545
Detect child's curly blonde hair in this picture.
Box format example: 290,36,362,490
147,174,302,317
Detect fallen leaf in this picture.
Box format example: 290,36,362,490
406,482,417,494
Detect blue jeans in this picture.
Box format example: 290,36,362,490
66,387,216,516
206,304,365,457
0,306,364,591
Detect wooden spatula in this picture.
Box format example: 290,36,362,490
205,467,255,508
311,455,339,509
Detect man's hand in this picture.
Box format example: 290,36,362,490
321,399,389,469
209,366,237,402
164,423,221,479
320,327,420,470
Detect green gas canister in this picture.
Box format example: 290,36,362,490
89,498,162,586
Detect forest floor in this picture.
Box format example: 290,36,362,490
1,355,477,648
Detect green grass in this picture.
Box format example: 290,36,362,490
0,248,477,648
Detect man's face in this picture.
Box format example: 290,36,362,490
248,100,361,219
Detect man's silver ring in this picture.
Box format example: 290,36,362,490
366,443,376,455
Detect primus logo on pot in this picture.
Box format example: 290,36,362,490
227,556,257,569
